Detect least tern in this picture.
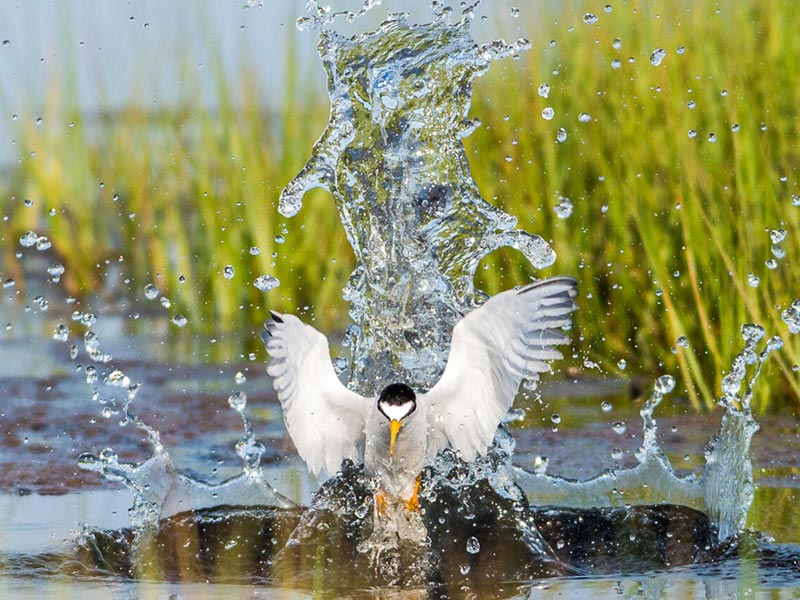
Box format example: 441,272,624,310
262,276,577,513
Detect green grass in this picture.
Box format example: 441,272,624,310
1,0,798,410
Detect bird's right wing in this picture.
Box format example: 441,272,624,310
262,312,371,478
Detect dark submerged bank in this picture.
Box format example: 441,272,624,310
5,465,723,593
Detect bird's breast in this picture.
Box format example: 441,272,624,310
364,405,427,500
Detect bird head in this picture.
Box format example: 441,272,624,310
377,383,416,457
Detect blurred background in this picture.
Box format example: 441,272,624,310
0,0,798,411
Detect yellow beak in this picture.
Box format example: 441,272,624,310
389,419,402,457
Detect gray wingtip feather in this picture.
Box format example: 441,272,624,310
517,276,578,297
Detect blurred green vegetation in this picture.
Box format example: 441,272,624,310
1,0,798,410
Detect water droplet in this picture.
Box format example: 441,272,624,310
583,13,598,25
47,262,65,278
228,391,247,411
77,453,99,469
676,45,686,55
707,133,717,143
720,89,728,97
650,48,667,66
459,563,471,575
792,194,800,207
578,112,591,123
654,375,676,395
769,229,787,244
731,123,740,133
781,300,800,334
224,540,238,550
274,235,286,245
235,372,247,385
105,370,131,388
554,197,573,219
688,129,698,139
466,536,480,554
223,265,235,280
617,359,627,370
550,413,561,425
612,38,622,50
604,5,612,13
676,336,689,348
741,323,766,344
254,274,280,292
33,295,49,311
537,83,550,98
249,246,261,256
772,245,785,259
53,324,70,342
172,314,188,328
556,128,568,143
687,100,696,109
611,448,624,460
143,284,159,300
765,258,778,270
611,59,621,69
747,273,760,288
601,400,612,412
1,40,9,47
541,107,555,120
19,231,38,247
612,421,626,434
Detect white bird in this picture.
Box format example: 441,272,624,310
262,276,577,513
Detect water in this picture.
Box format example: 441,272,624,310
1,0,800,597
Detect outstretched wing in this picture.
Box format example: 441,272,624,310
424,277,577,461
262,311,371,477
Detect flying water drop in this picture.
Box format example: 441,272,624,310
650,48,667,66
781,300,800,334
144,284,159,300
554,197,573,219
537,83,550,98
254,275,280,292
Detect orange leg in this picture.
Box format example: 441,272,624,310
374,490,388,518
404,475,422,512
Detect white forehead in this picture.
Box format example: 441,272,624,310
379,400,414,421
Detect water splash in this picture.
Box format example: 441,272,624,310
516,325,786,543
73,316,293,530
279,7,552,393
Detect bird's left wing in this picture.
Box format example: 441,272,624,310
423,277,577,461
262,312,371,478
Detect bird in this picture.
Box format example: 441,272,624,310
262,276,577,515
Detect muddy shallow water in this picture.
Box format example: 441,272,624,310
1,308,799,597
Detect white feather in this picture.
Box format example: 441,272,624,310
422,277,577,461
262,313,371,477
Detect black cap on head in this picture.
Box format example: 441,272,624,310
377,383,416,420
